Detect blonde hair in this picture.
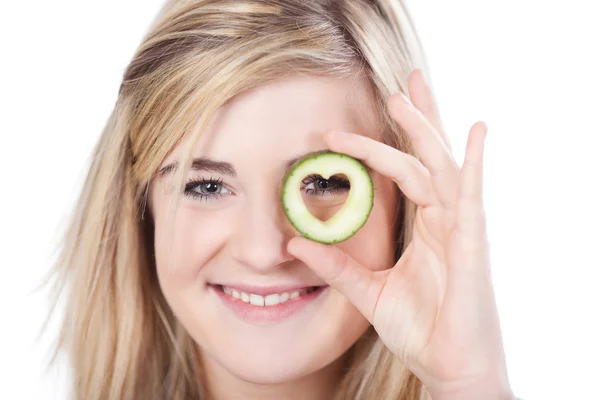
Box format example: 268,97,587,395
38,1,437,398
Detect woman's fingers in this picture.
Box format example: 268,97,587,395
287,236,385,323
456,121,488,247
409,69,452,152
324,130,437,207
387,82,460,210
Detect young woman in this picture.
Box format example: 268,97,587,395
40,1,516,399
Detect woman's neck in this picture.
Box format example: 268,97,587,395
199,351,346,400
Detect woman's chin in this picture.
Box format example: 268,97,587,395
229,363,313,385
209,353,321,384
240,345,328,380
197,336,343,385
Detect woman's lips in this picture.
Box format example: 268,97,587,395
210,282,327,296
209,283,329,324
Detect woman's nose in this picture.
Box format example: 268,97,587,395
230,197,296,272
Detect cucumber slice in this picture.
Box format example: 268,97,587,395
281,151,374,244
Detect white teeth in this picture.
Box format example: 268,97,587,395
264,293,280,306
220,286,317,306
249,294,264,306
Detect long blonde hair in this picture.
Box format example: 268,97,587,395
38,1,436,398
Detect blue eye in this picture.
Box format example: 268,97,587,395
184,177,231,201
302,174,350,196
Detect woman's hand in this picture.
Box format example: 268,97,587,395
287,69,514,400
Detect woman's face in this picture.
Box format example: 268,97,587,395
150,73,399,385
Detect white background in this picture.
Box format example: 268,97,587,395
1,1,599,399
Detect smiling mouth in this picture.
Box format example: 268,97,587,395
213,284,325,307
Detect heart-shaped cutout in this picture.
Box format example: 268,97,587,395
301,173,350,222
281,151,374,244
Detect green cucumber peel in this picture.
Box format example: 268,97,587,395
281,151,374,244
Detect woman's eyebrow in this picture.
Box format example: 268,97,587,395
157,157,236,177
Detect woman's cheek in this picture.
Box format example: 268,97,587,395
337,184,397,273
154,204,235,284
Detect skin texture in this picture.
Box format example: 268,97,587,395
149,72,399,400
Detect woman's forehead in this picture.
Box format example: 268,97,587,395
163,73,379,168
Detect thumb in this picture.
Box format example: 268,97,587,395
287,236,384,323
